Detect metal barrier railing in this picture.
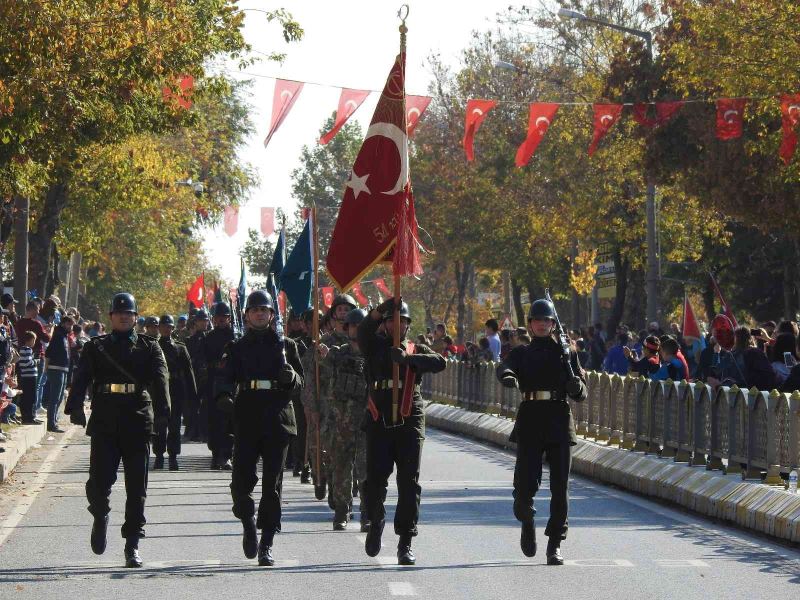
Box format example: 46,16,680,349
422,359,800,483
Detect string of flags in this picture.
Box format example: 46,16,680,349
220,205,278,237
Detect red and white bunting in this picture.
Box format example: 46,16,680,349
264,80,304,147
260,207,275,237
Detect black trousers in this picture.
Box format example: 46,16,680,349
513,439,571,540
19,376,37,421
291,396,307,470
363,420,424,537
230,430,290,532
207,391,233,460
153,394,182,456
85,432,150,539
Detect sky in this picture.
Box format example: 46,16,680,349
201,0,527,284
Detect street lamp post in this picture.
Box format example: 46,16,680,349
558,8,660,326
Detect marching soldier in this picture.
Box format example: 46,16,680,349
143,316,160,338
319,307,369,531
215,290,303,566
64,293,170,568
175,315,189,342
495,298,587,566
288,310,311,483
154,315,198,471
298,308,324,485
358,298,445,565
185,311,209,442
204,302,235,469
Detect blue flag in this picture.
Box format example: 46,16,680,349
268,229,287,337
280,219,313,313
237,258,247,305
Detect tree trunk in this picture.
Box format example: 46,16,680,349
783,250,793,321
624,267,646,331
466,263,476,340
511,277,524,326
454,260,470,345
443,291,456,328
607,250,629,337
29,181,68,297
703,274,716,325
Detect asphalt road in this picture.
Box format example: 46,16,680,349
0,425,798,599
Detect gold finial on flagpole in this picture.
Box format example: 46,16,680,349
398,4,408,50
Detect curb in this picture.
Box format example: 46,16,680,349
0,421,48,483
425,402,800,544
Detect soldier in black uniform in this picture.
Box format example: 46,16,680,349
287,310,310,482
215,290,303,566
154,315,198,471
358,299,446,565
143,316,159,338
495,298,587,565
64,293,170,568
185,310,209,442
205,302,236,470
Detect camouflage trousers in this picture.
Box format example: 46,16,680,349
329,414,367,514
308,410,333,487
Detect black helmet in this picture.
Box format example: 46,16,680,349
110,293,137,314
302,308,323,323
160,315,175,327
245,290,274,312
331,294,357,313
212,302,231,317
383,301,412,322
195,308,209,320
137,316,145,326
144,316,159,327
344,308,368,326
528,299,556,321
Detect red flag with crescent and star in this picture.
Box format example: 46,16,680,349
780,94,800,165
631,101,684,129
463,99,498,162
682,293,702,341
320,88,371,145
716,98,746,141
352,282,369,306
406,95,432,137
260,207,275,237
223,206,238,237
186,274,205,309
264,80,304,147
588,104,623,156
326,52,410,291
515,103,559,168
321,287,335,309
373,278,392,298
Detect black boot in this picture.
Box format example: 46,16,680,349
397,534,416,566
153,454,164,470
520,520,537,557
124,539,143,568
360,512,370,533
300,465,311,484
546,538,564,566
365,519,384,557
242,517,258,559
219,458,232,471
333,509,348,531
168,455,179,471
258,530,275,566
314,479,326,500
210,454,219,470
90,515,109,555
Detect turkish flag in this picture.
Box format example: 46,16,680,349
373,278,392,298
260,207,275,236
320,88,370,145
326,52,409,291
780,94,800,165
463,99,497,162
406,95,432,137
162,75,194,110
264,80,303,147
352,282,368,306
588,104,623,156
716,98,746,140
632,101,684,128
682,294,702,341
515,103,559,167
186,274,205,308
278,291,288,315
321,286,335,309
392,186,423,278
223,206,238,237
710,273,738,328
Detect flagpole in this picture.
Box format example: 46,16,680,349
311,202,322,486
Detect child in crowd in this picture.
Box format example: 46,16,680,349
650,338,685,381
17,331,40,424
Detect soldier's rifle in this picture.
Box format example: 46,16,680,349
545,288,575,378
311,202,322,485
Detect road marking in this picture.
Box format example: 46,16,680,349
654,559,710,568
563,559,634,567
75,559,223,569
388,582,416,596
0,427,78,548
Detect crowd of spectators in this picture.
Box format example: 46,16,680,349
0,292,102,452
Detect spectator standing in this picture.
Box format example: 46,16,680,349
712,327,775,390
624,335,661,377
603,332,632,375
431,323,447,355
650,338,685,381
15,301,52,412
770,332,797,387
484,319,501,362
16,332,40,424
588,325,607,371
44,315,74,432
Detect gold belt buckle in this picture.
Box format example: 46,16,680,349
109,383,125,393
251,380,273,390
536,391,551,400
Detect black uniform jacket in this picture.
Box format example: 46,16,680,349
66,331,170,437
159,336,198,405
357,316,446,424
496,336,587,446
215,327,304,436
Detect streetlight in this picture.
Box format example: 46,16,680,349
559,8,660,326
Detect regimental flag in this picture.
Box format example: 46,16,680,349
264,80,304,147
326,52,410,291
463,99,497,162
320,88,371,145
280,217,314,313
588,104,623,156
780,94,800,165
237,259,247,309
186,274,205,309
710,273,738,328
716,98,746,140
268,228,287,336
405,95,432,137
682,293,702,341
352,282,368,306
515,103,559,168
321,286,335,309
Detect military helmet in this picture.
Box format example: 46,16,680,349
195,308,209,321
144,316,159,327
110,292,138,314
177,315,188,323
344,307,368,326
245,290,274,312
160,314,175,327
528,299,556,321
189,307,198,317
137,316,145,327
383,301,412,322
302,308,323,323
331,294,357,313
212,302,232,318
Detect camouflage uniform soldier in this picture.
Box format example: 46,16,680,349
321,308,369,531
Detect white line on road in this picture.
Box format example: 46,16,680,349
0,426,78,549
388,582,416,596
654,559,710,568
